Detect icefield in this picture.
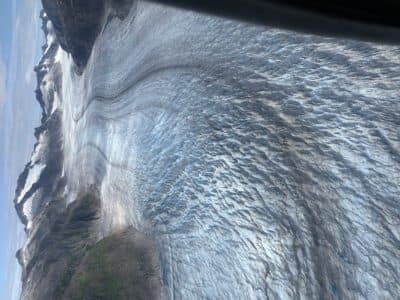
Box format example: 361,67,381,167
15,1,400,299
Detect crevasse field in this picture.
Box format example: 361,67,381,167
19,1,400,299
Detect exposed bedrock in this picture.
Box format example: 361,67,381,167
41,0,133,72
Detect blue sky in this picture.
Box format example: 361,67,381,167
0,1,13,63
0,0,43,298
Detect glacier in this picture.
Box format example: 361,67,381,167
14,1,400,299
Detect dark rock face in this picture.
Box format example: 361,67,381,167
41,0,133,72
41,0,105,71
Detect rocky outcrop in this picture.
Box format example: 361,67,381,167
41,0,133,72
